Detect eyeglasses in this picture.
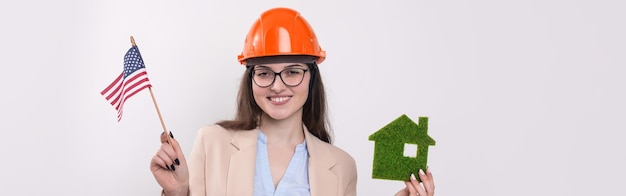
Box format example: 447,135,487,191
252,68,309,88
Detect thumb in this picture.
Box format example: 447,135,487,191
160,131,170,144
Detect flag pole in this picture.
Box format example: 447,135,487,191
131,35,172,144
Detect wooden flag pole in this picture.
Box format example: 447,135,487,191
130,35,172,144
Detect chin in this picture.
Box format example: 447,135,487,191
263,108,300,121
266,113,291,120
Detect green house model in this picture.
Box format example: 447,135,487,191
369,114,436,181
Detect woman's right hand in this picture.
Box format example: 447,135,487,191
394,168,435,196
150,131,189,196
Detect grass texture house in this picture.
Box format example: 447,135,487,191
369,114,436,181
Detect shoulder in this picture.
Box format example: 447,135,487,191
193,124,257,146
324,142,356,168
310,139,358,190
304,129,356,168
192,125,239,147
196,124,234,138
308,135,357,173
196,124,260,138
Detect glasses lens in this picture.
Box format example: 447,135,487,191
253,69,275,87
281,68,306,86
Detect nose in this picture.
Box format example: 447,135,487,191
270,74,287,92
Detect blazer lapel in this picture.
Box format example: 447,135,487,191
305,128,338,196
226,129,258,196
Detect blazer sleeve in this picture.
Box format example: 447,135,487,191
337,149,358,196
324,142,358,196
188,127,208,195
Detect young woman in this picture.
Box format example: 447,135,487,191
150,7,435,196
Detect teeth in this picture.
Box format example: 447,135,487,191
270,97,289,102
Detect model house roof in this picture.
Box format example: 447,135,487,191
369,114,435,145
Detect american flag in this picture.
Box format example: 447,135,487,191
101,46,152,121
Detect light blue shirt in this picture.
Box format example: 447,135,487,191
253,131,311,196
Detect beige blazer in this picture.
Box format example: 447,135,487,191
187,125,357,196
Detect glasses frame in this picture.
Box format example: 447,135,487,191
251,68,309,88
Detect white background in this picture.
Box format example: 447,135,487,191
1,0,625,195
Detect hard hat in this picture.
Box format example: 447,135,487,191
238,7,326,65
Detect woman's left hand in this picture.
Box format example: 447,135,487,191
394,168,435,196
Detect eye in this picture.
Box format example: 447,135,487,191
254,69,272,77
285,69,303,76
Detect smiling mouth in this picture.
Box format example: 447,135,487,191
269,96,291,103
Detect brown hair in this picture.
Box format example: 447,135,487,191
216,63,332,143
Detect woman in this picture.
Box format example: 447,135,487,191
150,7,435,196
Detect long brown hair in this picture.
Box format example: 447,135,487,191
216,63,332,143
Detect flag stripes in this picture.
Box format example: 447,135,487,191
101,46,152,121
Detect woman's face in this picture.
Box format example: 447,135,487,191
251,63,310,121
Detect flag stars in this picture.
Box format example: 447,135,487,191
123,47,147,78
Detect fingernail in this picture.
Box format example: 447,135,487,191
166,164,170,170
426,166,432,174
171,164,176,171
169,131,174,139
175,158,180,165
419,169,426,176
410,173,416,180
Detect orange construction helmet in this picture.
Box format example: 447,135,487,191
238,7,326,65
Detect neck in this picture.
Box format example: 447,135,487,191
259,113,305,146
